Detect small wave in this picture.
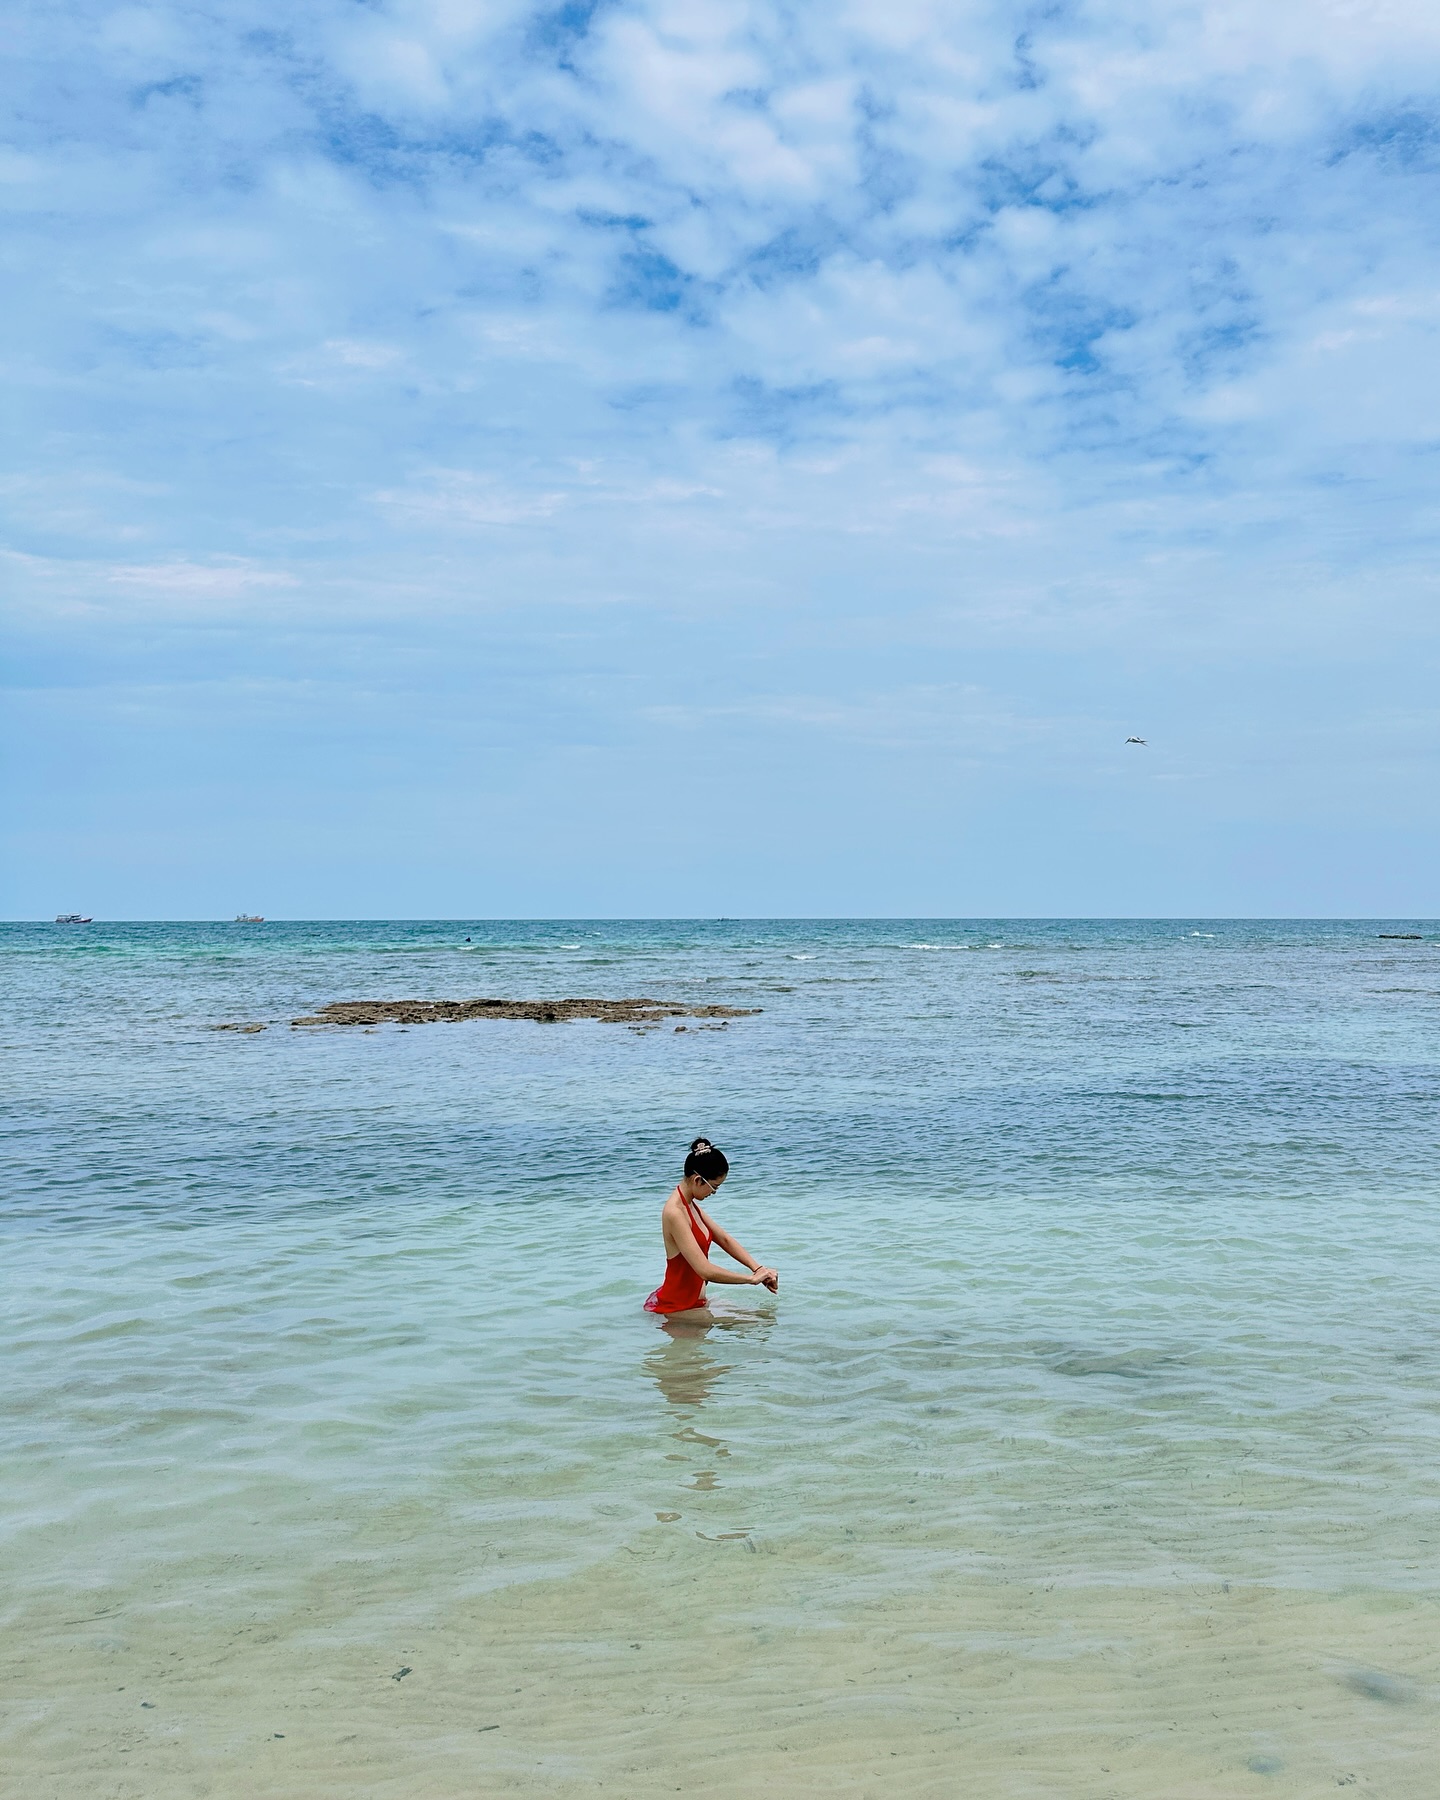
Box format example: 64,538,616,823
911,943,971,951
788,954,815,961
1189,932,1216,938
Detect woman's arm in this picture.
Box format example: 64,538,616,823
667,1202,770,1286
697,1208,760,1271
695,1207,778,1291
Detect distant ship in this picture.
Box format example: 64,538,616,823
234,914,265,923
55,914,93,924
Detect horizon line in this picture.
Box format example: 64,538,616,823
7,915,1439,927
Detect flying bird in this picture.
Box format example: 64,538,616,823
1124,736,1147,745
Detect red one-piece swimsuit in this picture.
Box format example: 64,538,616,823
644,1188,712,1314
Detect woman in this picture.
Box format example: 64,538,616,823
644,1138,779,1315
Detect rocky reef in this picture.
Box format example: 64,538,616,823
287,997,761,1028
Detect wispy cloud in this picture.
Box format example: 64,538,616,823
106,560,300,599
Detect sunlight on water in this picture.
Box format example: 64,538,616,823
2,920,1438,1795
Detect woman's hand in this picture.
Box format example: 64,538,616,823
751,1265,779,1293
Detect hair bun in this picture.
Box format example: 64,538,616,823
684,1136,729,1180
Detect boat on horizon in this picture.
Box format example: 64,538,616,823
234,914,265,923
54,914,93,924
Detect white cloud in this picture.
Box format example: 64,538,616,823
106,561,300,598
374,471,569,526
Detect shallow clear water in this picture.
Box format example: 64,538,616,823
3,918,1438,1797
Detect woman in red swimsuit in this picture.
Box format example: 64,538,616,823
644,1138,778,1316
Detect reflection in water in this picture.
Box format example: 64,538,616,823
643,1308,775,1409
644,1329,730,1408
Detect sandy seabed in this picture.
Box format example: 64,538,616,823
6,1528,1436,1799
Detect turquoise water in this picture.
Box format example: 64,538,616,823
3,919,1438,1796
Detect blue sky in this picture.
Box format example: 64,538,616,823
5,0,1440,917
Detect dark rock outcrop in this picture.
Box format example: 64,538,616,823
288,997,761,1028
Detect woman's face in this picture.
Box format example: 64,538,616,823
692,1170,726,1198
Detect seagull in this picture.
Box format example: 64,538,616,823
1124,736,1147,745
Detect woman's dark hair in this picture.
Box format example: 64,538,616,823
684,1137,729,1182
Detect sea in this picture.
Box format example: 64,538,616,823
3,918,1438,1797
